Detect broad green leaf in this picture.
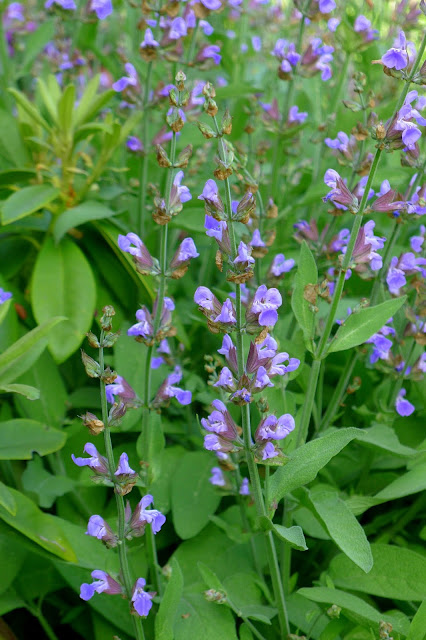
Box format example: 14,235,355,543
408,600,426,640
239,624,254,640
31,236,96,362
309,491,373,573
0,168,36,186
1,185,59,225
171,452,221,539
150,446,185,514
0,109,29,166
14,349,67,427
0,383,40,400
22,457,75,508
37,77,59,123
0,482,16,515
0,488,76,562
20,22,55,73
0,522,27,595
0,419,66,459
73,75,100,126
223,572,276,622
272,524,308,551
328,297,407,353
329,544,426,601
269,428,363,504
0,297,11,325
0,316,66,385
291,241,318,351
354,424,418,457
74,87,114,128
156,558,184,640
174,593,239,640
375,461,426,501
53,201,116,243
137,412,165,486
298,587,409,634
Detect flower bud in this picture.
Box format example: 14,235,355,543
169,88,179,107
221,108,232,135
102,331,121,348
175,70,186,91
80,412,105,436
204,98,218,117
86,332,100,348
197,121,216,139
101,367,118,384
175,144,193,168
156,145,172,168
202,82,216,98
234,192,256,223
81,350,101,378
108,402,127,427
204,589,227,604
100,306,115,331
166,107,185,132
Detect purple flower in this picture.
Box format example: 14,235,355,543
323,169,357,209
234,241,255,266
71,443,109,474
140,28,159,49
410,225,425,253
114,452,136,477
382,31,409,70
170,237,199,270
270,254,295,277
247,285,282,328
252,36,262,52
200,0,222,10
209,466,226,486
239,478,250,495
256,414,295,441
86,515,116,545
132,578,154,617
197,45,222,65
6,3,25,21
45,0,76,9
319,0,336,12
387,257,406,294
105,375,137,405
113,63,138,92
201,399,238,440
80,570,122,601
395,389,415,416
130,495,166,534
262,442,279,460
205,216,230,252
215,299,236,324
288,105,308,124
127,136,144,153
253,366,274,391
198,180,224,218
328,17,340,31
171,170,192,207
128,308,153,339
217,335,238,372
90,0,112,19
118,232,154,271
169,17,187,39
0,289,12,304
194,286,216,311
154,366,192,406
214,366,236,392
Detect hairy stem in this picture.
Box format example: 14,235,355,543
138,62,153,238
99,334,145,640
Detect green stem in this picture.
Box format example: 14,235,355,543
33,610,60,640
328,52,351,118
296,358,321,448
185,19,199,65
99,335,145,640
213,116,290,637
318,351,358,432
138,62,153,238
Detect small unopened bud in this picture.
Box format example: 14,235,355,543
169,88,179,107
101,367,118,384
204,98,218,117
102,331,121,348
175,144,193,168
166,107,185,132
81,350,101,378
100,306,115,331
108,402,127,427
156,145,172,168
180,90,190,107
221,108,232,135
202,82,216,98
266,199,278,218
162,564,172,579
80,412,104,435
379,621,393,640
86,331,100,348
235,192,256,222
327,604,341,619
197,121,216,139
375,123,386,140
342,100,362,112
175,70,186,91
257,396,269,413
204,589,227,604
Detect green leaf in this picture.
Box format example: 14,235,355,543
73,75,100,127
408,600,426,640
0,168,36,187
309,491,373,573
375,461,426,501
156,558,184,640
171,452,221,539
21,457,75,508
198,562,225,591
1,185,59,225
298,587,409,634
0,488,76,562
271,524,308,551
0,109,29,167
354,424,418,457
53,201,116,243
0,383,40,400
0,316,66,385
20,22,55,74
328,297,407,353
31,236,96,362
8,88,52,131
57,84,76,134
0,482,16,515
269,428,363,504
174,593,239,640
0,419,66,459
291,241,318,351
329,544,426,601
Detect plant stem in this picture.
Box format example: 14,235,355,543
138,62,153,238
99,334,145,640
328,52,350,118
214,116,290,637
318,351,358,432
185,19,199,65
